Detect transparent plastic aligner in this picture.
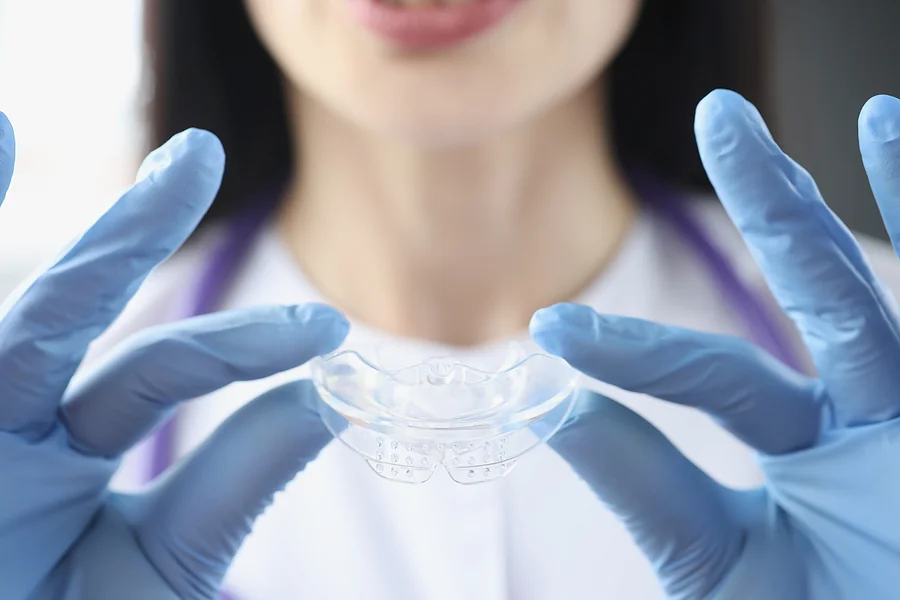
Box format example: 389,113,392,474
312,341,578,484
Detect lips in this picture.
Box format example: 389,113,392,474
346,0,524,50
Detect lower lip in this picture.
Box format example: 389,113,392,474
346,0,524,50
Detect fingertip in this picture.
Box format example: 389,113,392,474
694,89,747,136
179,128,226,171
530,303,598,359
858,96,900,262
0,111,14,162
530,302,595,331
695,89,774,154
136,128,225,186
0,110,13,146
290,303,350,354
859,94,900,144
0,111,15,204
529,305,561,333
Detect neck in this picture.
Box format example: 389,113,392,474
278,83,637,346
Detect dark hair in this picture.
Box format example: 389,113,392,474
144,0,767,225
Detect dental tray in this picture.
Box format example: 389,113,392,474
311,341,578,484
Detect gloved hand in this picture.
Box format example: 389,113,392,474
0,116,349,600
531,90,900,599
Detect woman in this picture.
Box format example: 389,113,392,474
2,0,900,598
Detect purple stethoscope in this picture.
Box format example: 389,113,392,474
145,177,804,600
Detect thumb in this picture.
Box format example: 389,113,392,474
549,391,743,599
131,380,332,599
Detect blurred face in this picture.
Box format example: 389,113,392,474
244,0,642,146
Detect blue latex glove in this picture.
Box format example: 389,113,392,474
0,116,349,599
531,90,900,599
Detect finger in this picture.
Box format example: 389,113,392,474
131,380,333,599
0,112,15,206
0,129,225,437
61,303,349,457
532,304,824,454
549,391,743,599
859,95,900,256
695,89,900,425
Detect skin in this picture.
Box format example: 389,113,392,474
242,0,643,345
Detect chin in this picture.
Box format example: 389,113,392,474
337,84,546,148
373,109,521,148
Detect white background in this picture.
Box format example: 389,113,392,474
0,0,144,294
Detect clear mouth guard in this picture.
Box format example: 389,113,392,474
311,341,578,484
